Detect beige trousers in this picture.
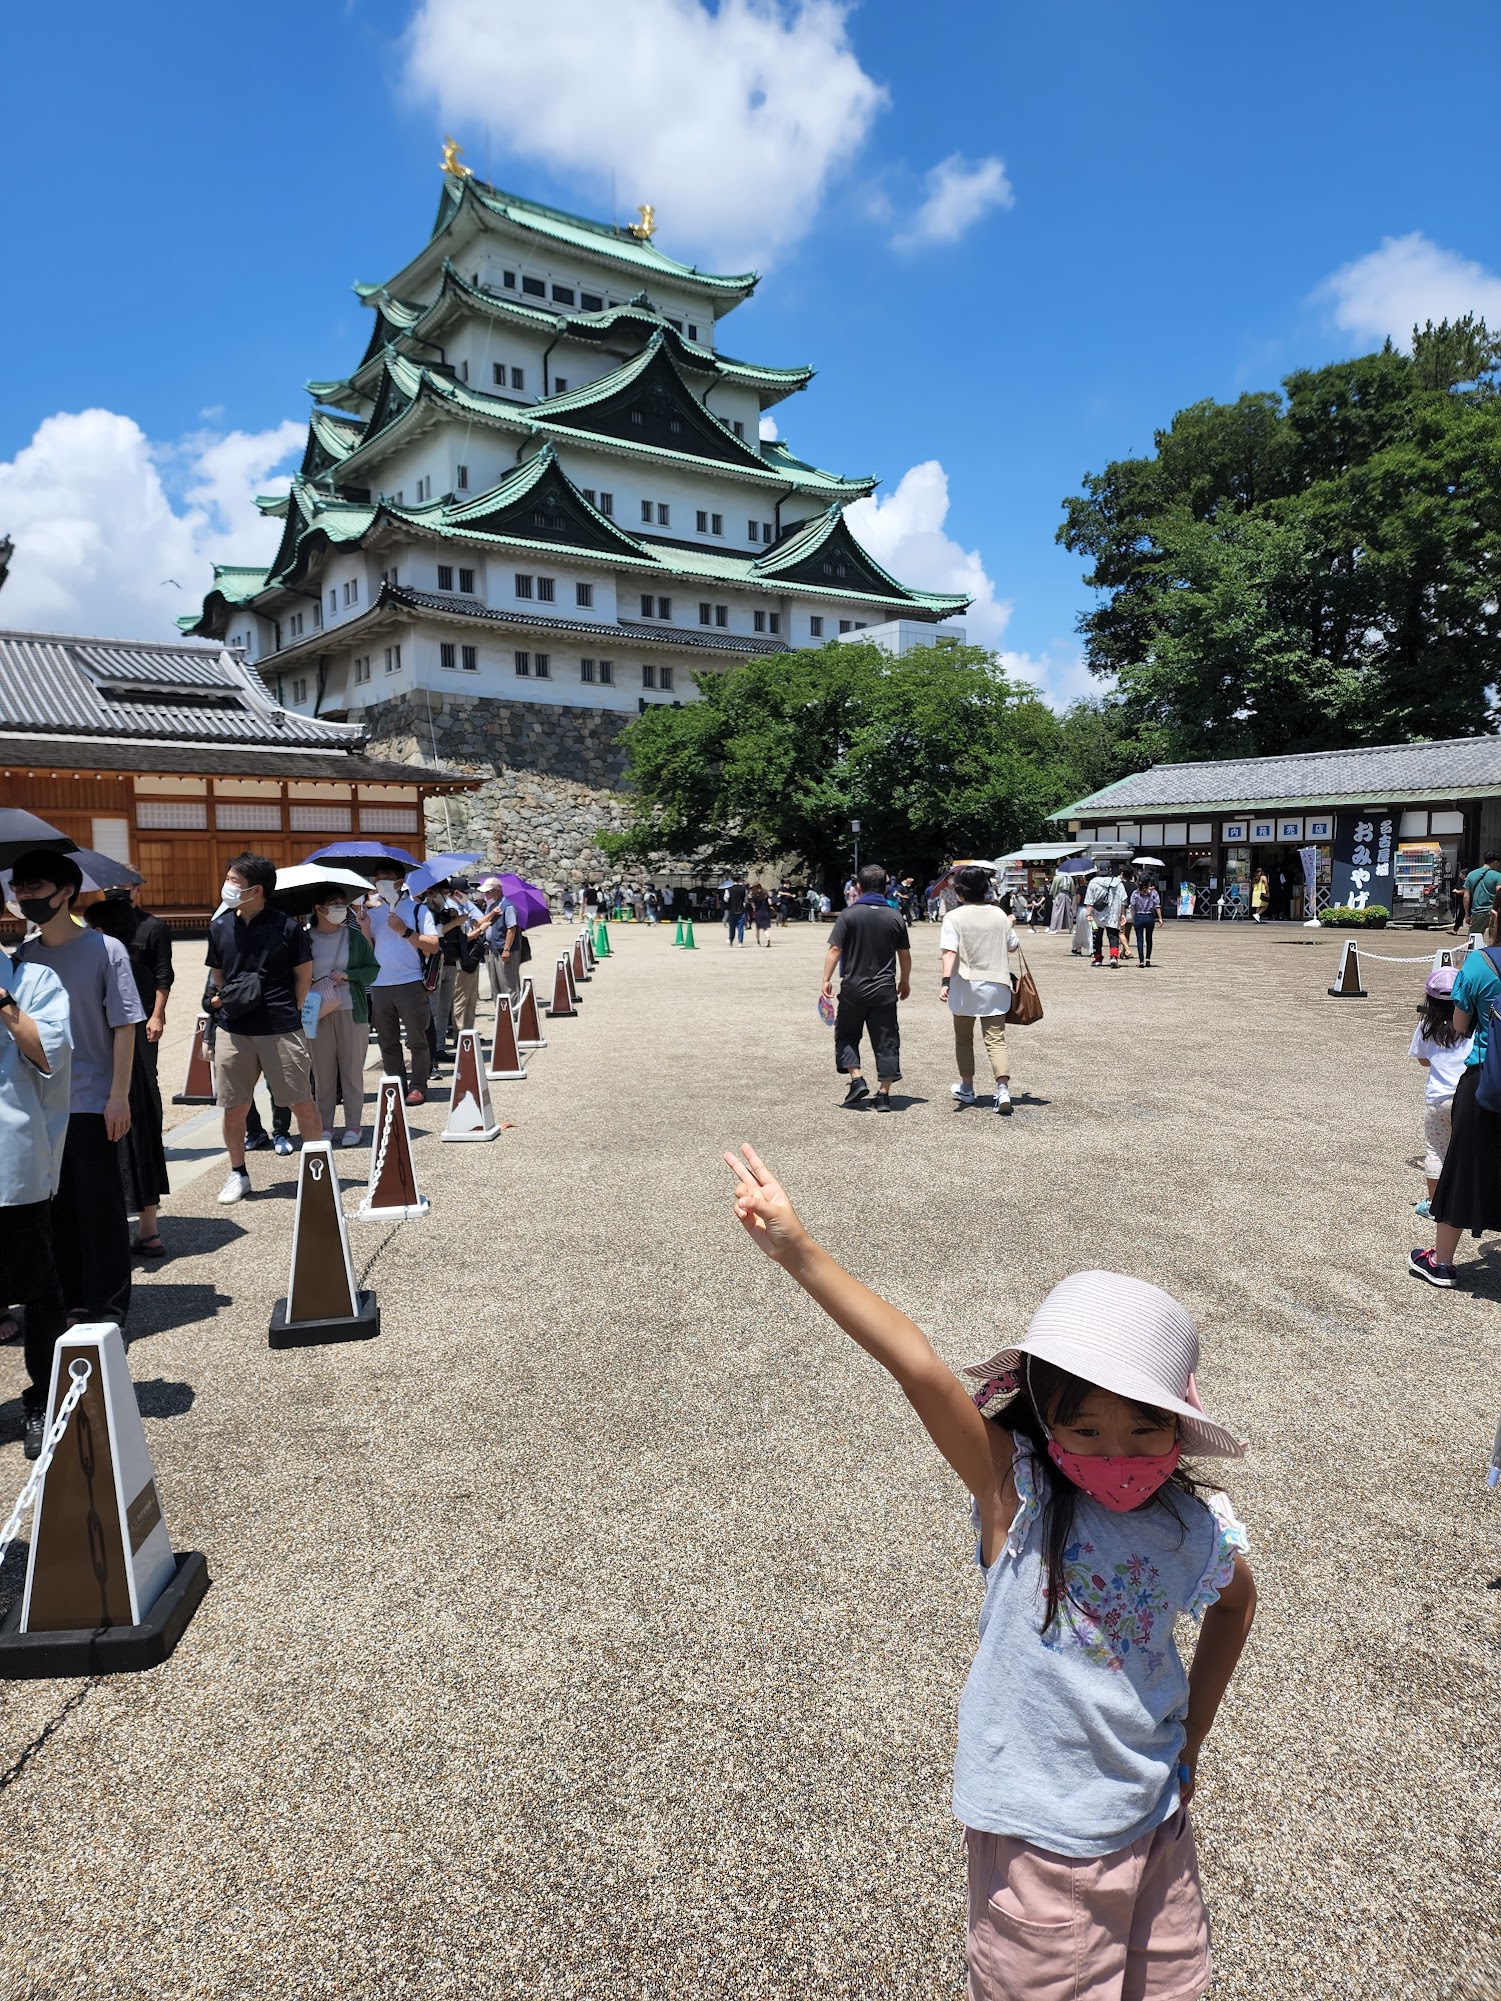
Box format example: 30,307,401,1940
954,1012,1009,1083
311,1007,367,1134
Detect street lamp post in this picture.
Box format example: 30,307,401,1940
852,818,860,878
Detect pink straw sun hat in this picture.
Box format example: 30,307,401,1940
962,1270,1246,1458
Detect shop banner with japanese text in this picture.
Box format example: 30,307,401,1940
1330,809,1395,910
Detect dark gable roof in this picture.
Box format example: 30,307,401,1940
0,734,478,787
0,628,368,749
1054,737,1501,819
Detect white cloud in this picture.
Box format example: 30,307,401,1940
759,414,779,441
847,460,1009,647
0,409,300,639
403,0,888,271
893,153,1012,251
1316,232,1501,350
999,647,1097,712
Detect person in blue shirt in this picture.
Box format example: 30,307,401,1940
0,936,73,1458
1411,906,1501,1287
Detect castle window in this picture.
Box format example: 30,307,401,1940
582,488,595,504
697,511,708,533
711,512,723,536
631,410,645,427
657,596,672,620
459,361,469,383
769,613,781,635
580,291,603,312
313,601,322,627
459,568,475,594
462,645,478,671
354,655,371,684
810,616,824,637
440,642,456,670
715,605,728,628
329,590,337,618
554,378,567,393
494,362,507,386
503,270,516,289
534,652,550,678
599,491,614,516
514,650,531,676
515,574,533,598
552,284,575,305
415,476,431,502
699,602,712,625
438,565,453,591
522,276,546,297
839,620,852,634
511,366,525,391
580,658,596,683
640,593,654,618
576,581,593,608
642,663,657,688
669,418,682,434
747,521,759,542
385,645,402,673
753,610,765,633
456,465,469,491
641,499,653,523
598,659,614,685
659,666,674,692
733,420,745,438
292,677,307,703
657,504,670,526
687,324,698,342
537,577,555,603
667,317,682,332
763,523,774,543
290,612,304,638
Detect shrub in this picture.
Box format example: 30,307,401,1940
1317,904,1390,927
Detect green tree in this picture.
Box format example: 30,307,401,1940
599,640,1086,883
1058,328,1501,755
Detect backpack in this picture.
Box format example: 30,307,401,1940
1088,876,1113,915
1471,948,1501,1112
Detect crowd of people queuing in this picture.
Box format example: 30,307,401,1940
0,845,555,1458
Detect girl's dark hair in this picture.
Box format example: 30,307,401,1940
954,865,991,903
1417,994,1459,1046
997,1356,1206,1636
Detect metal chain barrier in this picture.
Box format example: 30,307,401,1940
368,1091,396,1190
0,1358,92,1575
1352,948,1468,965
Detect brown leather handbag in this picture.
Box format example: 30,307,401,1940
1008,941,1044,1026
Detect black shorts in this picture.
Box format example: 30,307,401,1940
834,989,901,1081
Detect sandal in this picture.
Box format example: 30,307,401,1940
135,1235,167,1257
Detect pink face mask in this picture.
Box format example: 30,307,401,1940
1047,1441,1181,1512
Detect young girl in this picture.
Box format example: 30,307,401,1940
1409,966,1474,1221
723,1144,1256,2000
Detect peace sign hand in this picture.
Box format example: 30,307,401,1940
722,1143,809,1267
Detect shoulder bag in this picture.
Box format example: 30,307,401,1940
1008,935,1044,1028
1470,947,1501,1111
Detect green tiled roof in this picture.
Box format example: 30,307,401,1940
442,177,758,298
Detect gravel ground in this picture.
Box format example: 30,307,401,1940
1,918,1497,2001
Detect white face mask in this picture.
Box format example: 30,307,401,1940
321,904,348,925
221,881,246,906
375,881,401,905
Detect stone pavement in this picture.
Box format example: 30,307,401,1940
1,918,1497,1999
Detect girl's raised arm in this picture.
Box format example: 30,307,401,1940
723,1144,997,1500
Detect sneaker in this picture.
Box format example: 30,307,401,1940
1109,959,1121,970
272,1133,294,1156
340,1127,364,1147
873,1093,893,1111
994,1085,1013,1115
243,1131,272,1152
951,1081,977,1105
842,1078,871,1107
217,1168,251,1204
22,1401,45,1461
1414,1197,1433,1221
1408,1247,1456,1288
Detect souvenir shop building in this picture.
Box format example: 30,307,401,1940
1050,738,1501,921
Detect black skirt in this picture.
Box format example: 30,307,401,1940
117,1022,169,1212
1432,1065,1501,1232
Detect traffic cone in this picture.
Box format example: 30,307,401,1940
572,936,590,985
682,920,696,951
1433,946,1456,971
582,928,597,972
357,1076,430,1220
546,956,577,1017
444,1028,504,1138
0,1322,210,1677
485,996,528,1082
563,949,581,1007
171,1013,216,1104
1327,940,1367,998
272,1140,382,1342
595,921,611,957
672,917,684,947
516,977,547,1049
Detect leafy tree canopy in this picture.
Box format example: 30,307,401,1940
599,640,1102,884
1057,316,1501,758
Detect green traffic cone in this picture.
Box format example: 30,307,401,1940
672,916,685,946
682,920,696,951
595,920,611,957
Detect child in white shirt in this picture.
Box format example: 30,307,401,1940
1409,966,1474,1220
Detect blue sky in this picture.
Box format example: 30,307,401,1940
2,0,1498,703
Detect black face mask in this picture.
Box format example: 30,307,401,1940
15,895,63,927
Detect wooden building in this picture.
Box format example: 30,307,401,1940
0,628,477,916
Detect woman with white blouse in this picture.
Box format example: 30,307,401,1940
939,866,1022,1115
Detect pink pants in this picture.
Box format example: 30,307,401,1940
966,1810,1210,2001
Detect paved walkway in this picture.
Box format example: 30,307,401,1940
2,920,1496,1999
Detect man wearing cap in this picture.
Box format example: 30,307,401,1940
470,877,523,1009
367,865,438,1106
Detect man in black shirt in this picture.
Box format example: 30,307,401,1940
205,851,321,1203
724,877,748,946
821,865,911,1109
